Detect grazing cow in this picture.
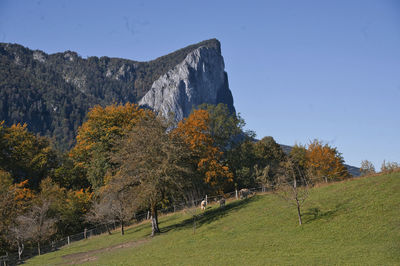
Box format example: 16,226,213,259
200,200,207,210
219,198,226,208
239,188,252,199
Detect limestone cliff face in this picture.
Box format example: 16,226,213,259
139,45,235,121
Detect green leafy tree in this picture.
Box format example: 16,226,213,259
253,136,286,186
227,140,258,189
196,103,245,153
289,144,307,170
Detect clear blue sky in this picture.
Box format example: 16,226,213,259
1,0,399,169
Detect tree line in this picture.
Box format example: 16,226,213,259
1,102,356,257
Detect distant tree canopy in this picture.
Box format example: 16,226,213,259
360,160,376,176
380,160,400,174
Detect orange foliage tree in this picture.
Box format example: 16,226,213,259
70,103,152,189
173,109,233,194
306,139,350,183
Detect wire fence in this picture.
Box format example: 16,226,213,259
0,186,269,265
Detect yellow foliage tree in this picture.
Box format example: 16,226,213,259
306,139,350,183
70,103,153,189
0,122,58,189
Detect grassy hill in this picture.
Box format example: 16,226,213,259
26,172,400,265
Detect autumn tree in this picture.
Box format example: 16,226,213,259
0,170,33,254
196,104,257,191
111,116,192,236
306,139,350,183
173,109,233,196
18,178,64,255
89,178,139,235
57,188,93,236
8,217,29,260
70,103,151,189
381,160,400,173
85,198,115,235
18,201,56,256
276,159,311,225
360,160,376,176
0,122,58,189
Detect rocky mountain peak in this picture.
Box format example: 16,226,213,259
139,44,234,122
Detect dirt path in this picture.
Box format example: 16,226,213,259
59,239,149,265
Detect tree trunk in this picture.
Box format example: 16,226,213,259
37,242,41,256
17,242,24,260
106,224,112,235
193,215,196,234
121,220,125,235
150,205,160,237
296,198,302,225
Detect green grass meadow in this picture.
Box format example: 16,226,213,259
26,172,400,265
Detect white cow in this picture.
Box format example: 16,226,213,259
239,188,252,199
200,200,207,210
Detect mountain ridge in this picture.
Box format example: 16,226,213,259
0,39,234,149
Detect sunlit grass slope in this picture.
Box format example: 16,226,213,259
26,172,400,265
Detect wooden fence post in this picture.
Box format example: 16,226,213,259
205,195,207,205
67,236,70,245
235,189,238,200
84,228,87,239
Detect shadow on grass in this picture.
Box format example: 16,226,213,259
161,196,259,233
303,199,351,224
